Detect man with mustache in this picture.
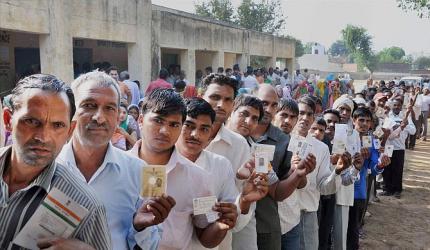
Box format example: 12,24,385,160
175,97,270,249
130,88,228,250
57,71,174,250
0,74,111,249
200,74,261,250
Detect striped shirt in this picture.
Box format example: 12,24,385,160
0,146,112,250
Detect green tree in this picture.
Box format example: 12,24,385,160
329,40,349,57
303,42,315,55
414,56,430,69
376,46,406,63
397,0,430,18
195,0,234,22
236,0,285,34
341,24,376,72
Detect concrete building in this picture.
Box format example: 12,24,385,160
0,0,295,94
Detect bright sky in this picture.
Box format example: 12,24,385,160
152,0,430,56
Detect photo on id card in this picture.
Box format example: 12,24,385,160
141,165,166,197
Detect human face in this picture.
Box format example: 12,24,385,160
73,82,119,148
5,89,73,167
128,107,139,121
273,108,298,134
367,103,376,113
119,106,127,122
376,97,387,108
257,88,279,125
176,115,212,159
309,123,326,141
139,112,183,153
323,113,339,141
392,100,402,115
353,116,371,134
337,104,352,123
229,106,260,137
109,70,119,81
297,103,315,136
202,84,234,123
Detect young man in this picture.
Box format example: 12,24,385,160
131,88,238,250
347,107,391,250
1,74,111,249
332,95,364,250
229,88,316,250
107,66,132,105
176,97,270,249
309,118,327,141
57,72,174,250
201,74,261,250
382,99,416,198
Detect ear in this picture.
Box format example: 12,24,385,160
138,113,144,130
3,107,13,132
67,120,76,140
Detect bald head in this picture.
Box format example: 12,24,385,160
256,84,279,125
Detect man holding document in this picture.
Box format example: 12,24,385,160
0,74,111,249
56,71,175,250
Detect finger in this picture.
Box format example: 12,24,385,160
153,196,173,211
37,237,60,249
165,195,177,207
147,202,168,219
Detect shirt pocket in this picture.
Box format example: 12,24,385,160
161,210,193,249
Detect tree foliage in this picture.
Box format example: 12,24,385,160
329,40,349,57
397,0,430,18
341,25,376,72
195,0,235,22
376,47,407,63
194,0,285,35
414,56,430,69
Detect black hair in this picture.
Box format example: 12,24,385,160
217,67,224,73
159,68,169,79
11,74,75,121
174,80,186,92
278,98,299,115
233,94,264,121
246,66,253,75
353,107,372,119
225,68,232,73
233,64,240,71
185,97,216,123
315,117,327,128
201,74,239,98
205,66,213,73
309,95,322,106
140,88,186,122
298,95,316,113
323,109,341,120
106,66,118,74
119,103,128,112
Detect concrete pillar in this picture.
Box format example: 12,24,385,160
237,53,250,72
39,0,73,83
212,51,225,72
128,0,152,92
180,49,196,85
267,56,276,68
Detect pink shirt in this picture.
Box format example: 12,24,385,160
145,79,172,96
129,141,213,250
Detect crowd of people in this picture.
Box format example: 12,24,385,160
0,63,429,250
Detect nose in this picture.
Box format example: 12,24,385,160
92,108,107,124
190,129,199,139
33,125,50,143
159,125,170,136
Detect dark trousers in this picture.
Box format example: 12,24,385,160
317,194,336,250
362,174,376,226
407,118,419,148
382,150,405,193
347,199,366,250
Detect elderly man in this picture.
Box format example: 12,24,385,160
0,74,111,249
57,71,174,250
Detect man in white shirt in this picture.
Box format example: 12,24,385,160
293,96,353,250
130,88,241,250
421,87,430,140
382,99,416,198
175,97,270,249
243,67,258,90
56,71,174,250
332,95,364,250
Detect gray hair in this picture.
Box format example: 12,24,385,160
71,71,121,107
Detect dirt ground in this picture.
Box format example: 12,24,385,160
360,133,430,249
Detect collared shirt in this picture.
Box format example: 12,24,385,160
0,146,111,250
383,111,416,150
297,136,337,212
191,150,239,250
243,75,258,89
56,142,159,250
129,142,213,250
205,125,254,250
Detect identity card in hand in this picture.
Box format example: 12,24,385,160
193,196,219,223
362,136,372,148
384,145,394,157
13,188,89,249
141,165,166,197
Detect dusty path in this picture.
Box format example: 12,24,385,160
361,131,430,249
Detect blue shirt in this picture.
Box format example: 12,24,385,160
124,80,142,106
354,138,383,200
57,142,160,250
